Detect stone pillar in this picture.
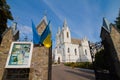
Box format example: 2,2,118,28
29,46,51,80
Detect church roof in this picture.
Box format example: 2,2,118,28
71,38,81,44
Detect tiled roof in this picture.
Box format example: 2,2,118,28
71,38,81,44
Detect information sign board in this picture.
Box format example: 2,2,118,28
5,42,33,68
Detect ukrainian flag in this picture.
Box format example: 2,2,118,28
31,20,41,44
40,21,52,48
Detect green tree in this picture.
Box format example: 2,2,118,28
115,9,120,29
0,0,13,35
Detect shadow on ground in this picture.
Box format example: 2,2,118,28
65,69,95,80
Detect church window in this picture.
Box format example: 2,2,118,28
85,49,87,55
68,48,70,53
63,49,65,56
67,32,69,38
75,49,77,55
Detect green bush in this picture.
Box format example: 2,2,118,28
64,62,93,69
64,62,72,66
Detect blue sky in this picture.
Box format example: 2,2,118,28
7,0,120,47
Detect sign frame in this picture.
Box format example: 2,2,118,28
5,42,33,68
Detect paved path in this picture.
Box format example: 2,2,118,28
52,64,95,80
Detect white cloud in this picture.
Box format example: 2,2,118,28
18,24,32,34
17,24,33,41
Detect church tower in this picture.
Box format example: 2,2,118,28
61,19,71,43
56,27,61,46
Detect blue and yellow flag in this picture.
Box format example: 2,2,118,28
31,20,41,44
40,21,52,48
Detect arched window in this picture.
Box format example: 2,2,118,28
68,48,70,53
85,49,87,55
67,32,69,38
75,49,77,55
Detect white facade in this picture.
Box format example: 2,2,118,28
53,20,92,63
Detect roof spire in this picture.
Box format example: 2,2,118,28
63,19,67,27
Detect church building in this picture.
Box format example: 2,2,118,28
53,19,92,63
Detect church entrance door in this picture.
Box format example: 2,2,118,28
58,57,60,64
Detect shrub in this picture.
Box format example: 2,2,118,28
64,62,93,69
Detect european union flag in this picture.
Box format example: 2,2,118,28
31,20,40,44
40,21,52,48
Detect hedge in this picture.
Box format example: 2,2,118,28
64,62,93,69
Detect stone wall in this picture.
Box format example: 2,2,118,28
37,20,46,35
0,46,51,80
110,26,120,79
101,25,120,79
0,16,51,80
0,28,13,53
29,46,49,80
0,53,8,80
110,26,120,61
0,27,19,53
0,28,13,80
